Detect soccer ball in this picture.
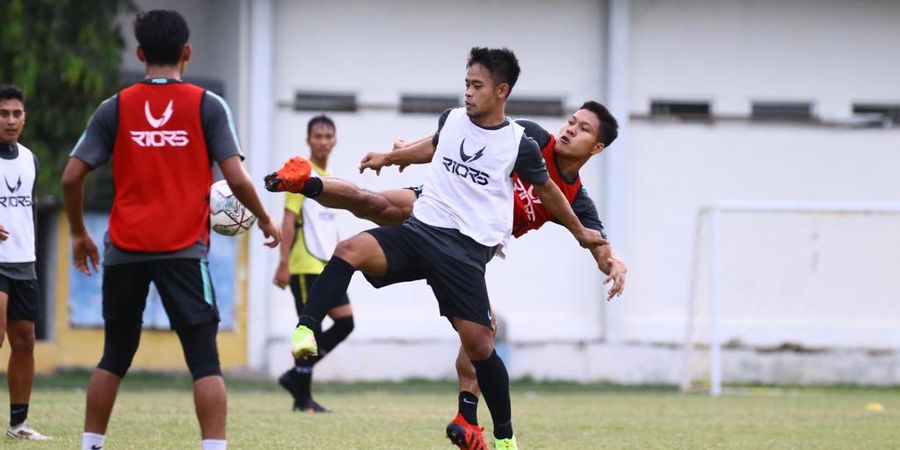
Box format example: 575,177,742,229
209,180,257,236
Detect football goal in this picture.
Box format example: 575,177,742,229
682,202,900,396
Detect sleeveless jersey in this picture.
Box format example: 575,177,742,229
413,107,524,247
511,135,582,237
109,82,212,252
0,144,36,263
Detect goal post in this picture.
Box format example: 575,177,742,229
681,201,900,396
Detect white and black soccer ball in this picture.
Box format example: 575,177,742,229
209,179,257,236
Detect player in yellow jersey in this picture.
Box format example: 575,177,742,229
272,115,352,412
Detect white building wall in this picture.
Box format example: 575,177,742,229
630,0,900,119
266,0,613,379
617,0,900,384
623,122,900,343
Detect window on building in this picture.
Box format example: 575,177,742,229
506,97,565,117
650,101,711,121
752,102,814,121
293,92,357,112
853,104,900,125
400,95,460,114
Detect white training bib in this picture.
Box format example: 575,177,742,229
413,107,524,247
0,143,36,263
301,191,339,262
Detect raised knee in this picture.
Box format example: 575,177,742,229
333,235,369,264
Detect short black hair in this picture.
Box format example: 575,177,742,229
307,115,335,137
467,47,521,95
580,101,619,146
133,10,190,66
0,85,25,105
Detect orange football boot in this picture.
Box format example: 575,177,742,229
446,413,487,450
264,156,312,193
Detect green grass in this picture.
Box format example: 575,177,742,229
4,371,900,449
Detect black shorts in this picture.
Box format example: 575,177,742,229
364,217,497,327
289,273,350,318
0,276,39,322
102,259,219,329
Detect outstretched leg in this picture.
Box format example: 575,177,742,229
265,155,417,225
317,180,416,226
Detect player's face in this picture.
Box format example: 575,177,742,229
464,63,506,119
307,123,336,163
555,109,603,158
0,99,25,145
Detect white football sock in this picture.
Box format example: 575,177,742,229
82,432,105,450
202,439,227,450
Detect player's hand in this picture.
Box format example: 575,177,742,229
0,224,8,242
71,232,100,276
359,152,391,175
576,228,608,249
392,139,411,173
273,261,290,289
258,216,281,248
604,258,627,300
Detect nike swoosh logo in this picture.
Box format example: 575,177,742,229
91,445,103,450
144,100,174,128
462,398,478,405
459,139,485,163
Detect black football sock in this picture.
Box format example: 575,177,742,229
10,403,27,427
301,177,324,198
458,391,479,425
471,350,513,440
293,362,314,404
297,257,356,329
318,316,354,356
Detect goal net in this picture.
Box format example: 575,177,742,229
682,202,900,395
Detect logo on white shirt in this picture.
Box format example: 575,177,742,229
459,139,485,163
4,175,21,193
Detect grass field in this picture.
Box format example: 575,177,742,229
3,371,898,449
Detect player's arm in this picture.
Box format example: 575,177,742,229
566,187,626,297
61,157,99,275
532,181,605,248
359,134,436,174
273,206,297,289
60,96,117,275
591,244,626,299
203,91,280,247
359,107,451,174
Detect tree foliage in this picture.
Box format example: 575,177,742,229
0,0,135,208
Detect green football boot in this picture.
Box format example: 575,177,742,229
493,436,517,450
291,325,318,359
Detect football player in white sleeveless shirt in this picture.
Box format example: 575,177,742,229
0,85,50,440
290,48,606,449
